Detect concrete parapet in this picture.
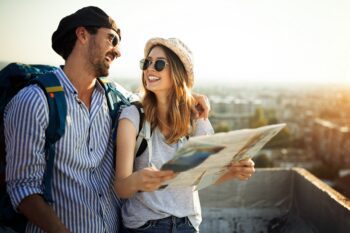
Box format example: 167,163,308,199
199,168,350,233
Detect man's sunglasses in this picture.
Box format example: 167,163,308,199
139,58,168,72
108,33,120,47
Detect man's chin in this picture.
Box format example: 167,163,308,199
96,65,109,77
100,71,109,77
102,63,111,77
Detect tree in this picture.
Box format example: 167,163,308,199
264,127,292,148
249,107,268,128
214,121,230,133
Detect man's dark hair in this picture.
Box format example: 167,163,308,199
60,26,99,60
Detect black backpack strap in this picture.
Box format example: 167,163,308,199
131,102,145,136
31,73,67,203
132,102,148,158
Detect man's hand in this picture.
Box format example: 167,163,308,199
216,159,255,184
192,93,210,119
18,194,70,233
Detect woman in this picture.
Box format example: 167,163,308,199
115,37,255,233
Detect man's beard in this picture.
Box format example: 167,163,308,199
94,61,109,77
88,40,110,77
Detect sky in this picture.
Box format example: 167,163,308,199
0,0,350,86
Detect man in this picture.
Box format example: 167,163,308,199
5,6,254,233
5,6,124,233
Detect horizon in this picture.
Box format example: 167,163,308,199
0,60,349,89
1,0,350,85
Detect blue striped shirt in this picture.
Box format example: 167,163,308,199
4,67,122,233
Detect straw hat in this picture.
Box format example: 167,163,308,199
144,38,194,82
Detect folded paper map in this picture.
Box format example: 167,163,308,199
160,123,286,190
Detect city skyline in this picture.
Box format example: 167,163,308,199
0,0,350,85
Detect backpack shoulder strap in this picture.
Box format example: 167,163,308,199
143,121,153,167
132,102,152,158
135,118,153,166
131,102,144,136
97,77,131,121
32,73,66,142
97,78,148,158
30,72,67,203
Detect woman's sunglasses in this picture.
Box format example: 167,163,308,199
139,58,168,72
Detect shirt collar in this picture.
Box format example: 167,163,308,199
53,66,78,95
53,66,105,95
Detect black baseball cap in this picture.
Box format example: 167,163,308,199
52,6,119,55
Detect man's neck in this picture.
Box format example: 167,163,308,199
63,60,96,110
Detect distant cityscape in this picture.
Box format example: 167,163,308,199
208,82,350,200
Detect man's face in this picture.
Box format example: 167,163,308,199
87,28,121,77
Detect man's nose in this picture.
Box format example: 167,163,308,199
113,45,121,58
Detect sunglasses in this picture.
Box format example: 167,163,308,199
139,58,168,72
108,33,120,47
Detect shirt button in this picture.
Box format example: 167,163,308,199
90,148,93,152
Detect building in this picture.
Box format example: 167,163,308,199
209,96,257,130
313,119,350,168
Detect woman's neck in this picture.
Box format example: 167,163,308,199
155,92,171,135
155,92,169,119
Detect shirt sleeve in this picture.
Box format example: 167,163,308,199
4,85,49,210
193,119,215,136
118,105,141,133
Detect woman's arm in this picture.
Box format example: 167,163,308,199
114,119,174,198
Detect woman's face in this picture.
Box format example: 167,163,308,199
143,46,173,95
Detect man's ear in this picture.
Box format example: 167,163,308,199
75,26,89,45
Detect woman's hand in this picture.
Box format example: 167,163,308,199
192,93,210,119
115,118,177,197
216,159,255,184
134,167,175,192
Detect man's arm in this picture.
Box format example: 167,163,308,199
18,195,69,233
5,86,69,232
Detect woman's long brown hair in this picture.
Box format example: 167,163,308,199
141,45,194,144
